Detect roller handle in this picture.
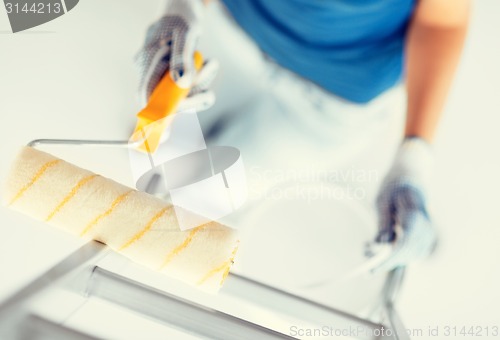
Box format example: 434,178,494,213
132,51,204,153
137,51,204,123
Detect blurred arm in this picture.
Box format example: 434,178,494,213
405,0,471,142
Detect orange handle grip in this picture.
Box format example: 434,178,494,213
131,51,204,154
137,51,204,123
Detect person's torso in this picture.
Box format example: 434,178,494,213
221,0,416,103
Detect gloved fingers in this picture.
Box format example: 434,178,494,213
375,192,397,244
176,59,218,112
393,185,437,255
399,211,437,256
136,1,204,101
139,48,171,105
370,211,436,274
189,59,219,96
374,182,428,245
136,16,175,104
176,90,216,113
375,212,397,243
393,184,429,217
170,26,199,87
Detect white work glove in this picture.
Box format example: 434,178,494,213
136,0,218,111
367,137,438,272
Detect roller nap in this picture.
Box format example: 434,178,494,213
4,147,239,292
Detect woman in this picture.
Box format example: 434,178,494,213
136,0,470,281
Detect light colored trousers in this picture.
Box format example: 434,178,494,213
197,2,406,313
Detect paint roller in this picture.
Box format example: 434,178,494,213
4,146,239,293
2,52,239,293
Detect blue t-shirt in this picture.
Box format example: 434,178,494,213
222,0,416,103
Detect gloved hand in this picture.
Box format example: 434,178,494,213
367,137,438,272
136,0,218,111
